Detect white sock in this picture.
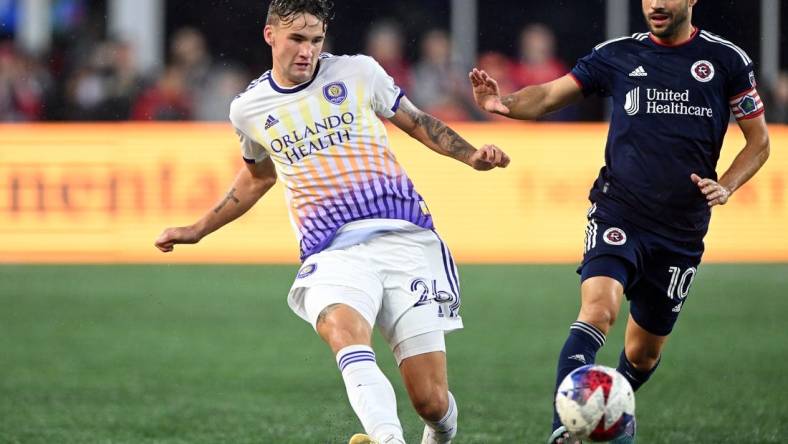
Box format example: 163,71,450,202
423,391,458,443
337,345,404,442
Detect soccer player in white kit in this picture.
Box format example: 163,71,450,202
154,1,510,443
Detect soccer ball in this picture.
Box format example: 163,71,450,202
555,365,635,441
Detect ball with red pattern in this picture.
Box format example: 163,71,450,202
555,365,635,441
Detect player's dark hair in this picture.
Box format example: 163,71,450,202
266,0,334,30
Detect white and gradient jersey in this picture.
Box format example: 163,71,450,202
229,54,433,261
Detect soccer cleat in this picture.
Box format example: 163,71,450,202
609,417,636,444
421,424,452,444
348,433,404,444
547,426,583,444
348,434,378,444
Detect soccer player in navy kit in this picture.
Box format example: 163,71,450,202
469,0,770,443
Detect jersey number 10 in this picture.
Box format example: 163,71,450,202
666,266,697,301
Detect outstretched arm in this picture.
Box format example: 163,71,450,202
388,97,510,171
691,114,770,207
155,157,278,252
469,69,584,120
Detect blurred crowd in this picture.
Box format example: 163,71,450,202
0,28,248,121
2,23,788,123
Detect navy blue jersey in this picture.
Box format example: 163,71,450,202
570,29,764,241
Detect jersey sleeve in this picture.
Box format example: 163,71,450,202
726,63,765,121
229,99,269,164
236,129,269,164
367,57,406,118
570,48,614,98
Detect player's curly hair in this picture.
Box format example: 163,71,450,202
266,0,334,29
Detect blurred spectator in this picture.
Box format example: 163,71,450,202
410,29,475,121
195,66,248,121
512,23,580,121
63,40,142,120
132,65,193,120
765,71,788,124
0,42,50,121
512,23,567,88
365,21,410,93
169,27,249,121
170,27,213,96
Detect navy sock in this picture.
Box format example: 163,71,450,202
552,321,607,431
616,350,661,392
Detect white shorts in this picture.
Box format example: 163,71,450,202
288,227,463,353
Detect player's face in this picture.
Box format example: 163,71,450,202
642,0,694,39
265,13,325,86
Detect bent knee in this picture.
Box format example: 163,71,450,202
626,347,661,371
316,304,371,352
579,278,623,333
323,329,367,351
578,304,619,333
412,390,449,422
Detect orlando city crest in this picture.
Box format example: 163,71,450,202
323,81,348,105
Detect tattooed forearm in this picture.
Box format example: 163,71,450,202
421,114,475,163
213,187,241,214
402,102,475,163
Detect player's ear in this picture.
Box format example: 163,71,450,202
263,25,275,47
688,0,698,7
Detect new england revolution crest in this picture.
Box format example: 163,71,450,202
323,82,348,105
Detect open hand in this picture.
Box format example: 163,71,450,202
691,173,731,207
154,226,202,252
469,68,510,115
469,145,510,171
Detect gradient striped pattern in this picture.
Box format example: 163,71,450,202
258,69,432,260
232,56,434,260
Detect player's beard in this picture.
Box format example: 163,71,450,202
646,7,690,40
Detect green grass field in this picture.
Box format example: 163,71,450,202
1,264,787,443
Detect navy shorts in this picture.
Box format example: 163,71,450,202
577,203,705,336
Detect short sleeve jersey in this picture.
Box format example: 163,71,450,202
570,29,764,240
230,54,433,260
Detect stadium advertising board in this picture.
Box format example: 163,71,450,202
1,123,786,263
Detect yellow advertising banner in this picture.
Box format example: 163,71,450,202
1,123,786,263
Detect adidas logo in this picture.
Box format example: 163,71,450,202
568,354,587,364
264,115,279,130
629,66,648,77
